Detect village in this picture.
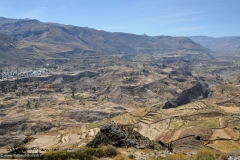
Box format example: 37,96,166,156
0,69,50,80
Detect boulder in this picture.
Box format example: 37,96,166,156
86,122,165,150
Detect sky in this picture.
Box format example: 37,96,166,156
0,0,240,37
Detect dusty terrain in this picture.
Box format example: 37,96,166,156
0,17,240,159
0,53,239,154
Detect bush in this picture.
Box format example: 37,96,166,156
105,146,118,157
43,151,93,160
158,157,167,160
216,152,228,160
128,153,135,159
84,148,106,157
114,154,132,160
194,147,215,160
165,153,188,160
42,147,106,160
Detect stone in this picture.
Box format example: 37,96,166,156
86,122,165,150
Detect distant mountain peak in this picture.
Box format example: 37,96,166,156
0,17,207,54
189,36,240,52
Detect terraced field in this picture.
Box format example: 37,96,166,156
108,80,240,153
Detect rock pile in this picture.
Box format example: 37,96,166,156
86,122,165,150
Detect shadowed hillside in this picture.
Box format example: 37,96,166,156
0,33,17,51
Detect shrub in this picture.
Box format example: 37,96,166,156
155,157,166,160
43,151,91,160
114,154,131,160
128,153,135,159
105,146,118,157
194,147,215,160
165,153,188,160
216,152,228,160
42,147,106,160
84,148,106,157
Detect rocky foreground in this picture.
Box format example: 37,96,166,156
87,122,165,150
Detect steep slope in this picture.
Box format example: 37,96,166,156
0,33,40,67
0,33,17,51
0,33,22,64
0,17,207,54
0,17,19,26
111,78,240,153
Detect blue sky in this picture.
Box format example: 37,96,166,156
0,0,239,37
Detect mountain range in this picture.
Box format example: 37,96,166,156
189,36,240,52
1,17,240,157
0,17,206,56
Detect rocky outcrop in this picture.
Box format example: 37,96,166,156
162,81,210,109
69,110,124,123
86,122,165,150
168,70,193,82
0,119,54,147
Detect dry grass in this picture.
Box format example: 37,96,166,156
131,107,151,117
114,154,132,160
165,153,188,160
112,113,139,125
194,147,215,160
86,119,110,130
219,106,240,113
207,140,240,153
170,118,220,129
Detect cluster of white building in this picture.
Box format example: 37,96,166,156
0,69,49,79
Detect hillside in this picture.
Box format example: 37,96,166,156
0,33,17,51
0,74,239,156
0,17,207,55
189,36,240,52
0,33,25,66
0,32,69,68
0,16,240,159
111,78,240,153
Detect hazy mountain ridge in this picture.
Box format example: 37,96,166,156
189,36,240,52
1,17,240,157
0,17,207,55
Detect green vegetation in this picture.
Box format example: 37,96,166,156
23,110,30,119
86,119,111,130
165,152,188,160
151,149,226,160
105,146,118,157
114,154,132,160
128,153,135,159
192,119,220,128
43,146,118,160
170,120,187,129
170,118,220,129
72,95,83,100
194,147,215,160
